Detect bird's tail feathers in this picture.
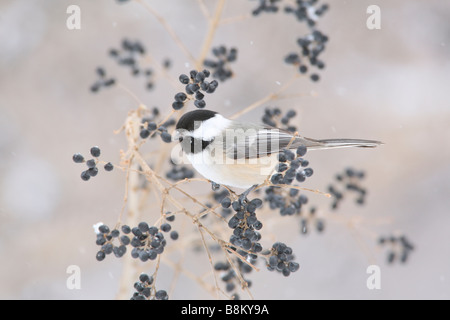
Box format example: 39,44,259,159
299,137,383,150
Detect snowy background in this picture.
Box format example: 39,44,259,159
0,0,449,299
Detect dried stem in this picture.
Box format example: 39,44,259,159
195,0,227,70
135,0,196,64
197,0,211,21
230,74,300,120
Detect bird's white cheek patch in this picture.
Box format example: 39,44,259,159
190,115,231,141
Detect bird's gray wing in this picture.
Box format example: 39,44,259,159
222,123,312,159
222,122,382,160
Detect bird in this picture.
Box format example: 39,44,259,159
173,109,382,190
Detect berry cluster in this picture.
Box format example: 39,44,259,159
284,1,329,81
378,235,415,265
165,160,195,181
299,206,325,235
211,187,233,217
214,258,253,300
262,107,298,133
172,70,218,110
327,168,367,210
91,37,172,94
265,182,325,234
203,46,238,82
265,242,300,277
108,38,164,91
270,146,313,186
214,262,237,295
94,215,178,263
110,38,145,64
94,223,127,261
284,29,328,82
251,0,282,15
224,196,264,253
265,186,308,216
251,0,329,82
131,273,169,300
284,0,329,27
129,223,167,262
139,107,175,143
90,67,116,93
73,146,114,181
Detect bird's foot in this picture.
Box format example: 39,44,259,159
238,184,258,204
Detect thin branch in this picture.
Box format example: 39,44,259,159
220,13,252,25
230,74,300,120
195,0,227,70
116,82,145,106
135,0,196,64
197,0,211,21
197,225,221,299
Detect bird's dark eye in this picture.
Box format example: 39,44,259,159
179,137,183,142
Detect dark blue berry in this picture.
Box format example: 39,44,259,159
73,153,84,163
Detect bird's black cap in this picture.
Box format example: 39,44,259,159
176,110,217,132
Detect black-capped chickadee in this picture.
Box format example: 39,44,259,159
173,110,382,189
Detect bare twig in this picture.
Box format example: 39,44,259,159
230,74,300,120
195,0,227,70
135,0,196,64
197,0,212,21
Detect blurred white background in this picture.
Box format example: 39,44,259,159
0,0,449,299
